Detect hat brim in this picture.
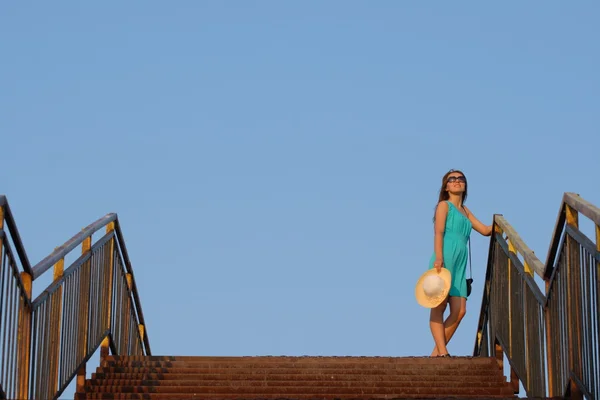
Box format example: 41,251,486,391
415,268,452,308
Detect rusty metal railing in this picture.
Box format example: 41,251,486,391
474,192,600,399
0,195,150,399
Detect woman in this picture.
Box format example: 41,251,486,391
429,169,492,357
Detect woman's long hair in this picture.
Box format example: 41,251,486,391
433,169,468,221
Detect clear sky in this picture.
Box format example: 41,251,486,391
1,2,599,398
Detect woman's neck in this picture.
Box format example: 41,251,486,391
447,193,463,208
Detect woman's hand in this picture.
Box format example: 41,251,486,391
434,258,444,272
485,224,493,236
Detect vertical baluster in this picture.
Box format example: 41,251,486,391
590,225,600,397
8,269,17,399
124,273,133,354
33,305,43,399
69,273,76,384
545,275,554,396
0,207,4,392
76,236,92,394
506,239,520,394
39,300,48,398
81,261,90,357
491,226,502,355
49,258,64,396
523,261,534,395
16,271,32,399
0,252,8,393
507,239,515,360
29,307,38,399
581,249,590,394
59,275,69,387
565,205,584,400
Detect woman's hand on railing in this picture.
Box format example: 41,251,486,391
484,224,493,236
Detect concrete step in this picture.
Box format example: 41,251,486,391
103,355,500,365
94,366,503,377
78,355,517,400
85,379,509,389
77,395,522,400
82,385,515,395
88,375,506,385
91,371,503,381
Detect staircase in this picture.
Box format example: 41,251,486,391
1,193,598,400
76,355,517,399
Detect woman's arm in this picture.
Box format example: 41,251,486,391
464,206,492,236
433,202,448,271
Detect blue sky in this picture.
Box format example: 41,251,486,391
1,2,599,398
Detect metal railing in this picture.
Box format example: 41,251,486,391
474,192,600,399
0,195,150,399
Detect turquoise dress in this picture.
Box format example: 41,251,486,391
428,201,472,299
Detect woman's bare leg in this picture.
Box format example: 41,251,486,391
430,296,467,356
443,297,467,344
429,298,449,357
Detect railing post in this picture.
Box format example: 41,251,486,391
523,261,532,393
125,273,133,346
545,279,554,396
100,222,116,362
565,205,582,381
569,379,584,400
510,367,520,394
139,323,145,351
506,239,520,395
50,257,65,395
16,272,32,400
490,224,503,353
100,337,110,362
76,236,92,394
495,339,503,370
507,239,516,360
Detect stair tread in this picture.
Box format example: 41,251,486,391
88,376,506,384
86,379,508,388
98,364,503,372
106,356,495,364
84,385,514,394
101,358,497,369
80,355,514,400
77,395,519,400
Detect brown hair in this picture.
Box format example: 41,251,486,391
433,169,468,221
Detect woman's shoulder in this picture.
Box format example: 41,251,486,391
436,201,450,211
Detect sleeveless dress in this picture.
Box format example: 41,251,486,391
428,201,472,299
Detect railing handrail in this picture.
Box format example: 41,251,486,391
0,195,34,276
28,211,151,355
30,213,117,280
544,192,600,279
494,215,545,278
564,191,600,226
30,231,113,306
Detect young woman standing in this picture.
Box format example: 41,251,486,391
429,169,492,357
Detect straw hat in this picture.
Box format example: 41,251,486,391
415,268,452,308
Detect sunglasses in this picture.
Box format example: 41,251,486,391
447,176,466,183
